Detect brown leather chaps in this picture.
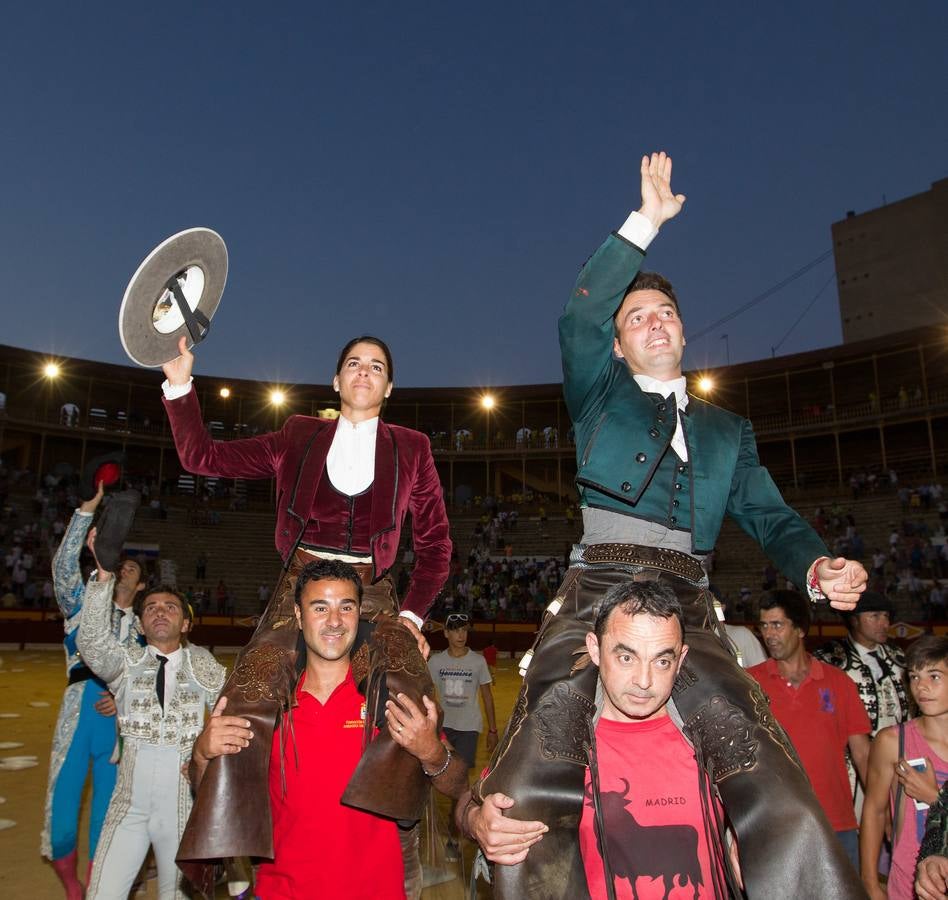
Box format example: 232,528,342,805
176,550,435,896
474,544,867,900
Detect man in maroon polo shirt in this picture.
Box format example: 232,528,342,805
748,589,871,872
191,559,463,899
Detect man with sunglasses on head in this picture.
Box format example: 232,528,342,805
428,613,498,858
429,614,499,769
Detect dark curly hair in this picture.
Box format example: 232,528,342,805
294,559,363,606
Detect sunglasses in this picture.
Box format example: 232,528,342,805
445,614,470,630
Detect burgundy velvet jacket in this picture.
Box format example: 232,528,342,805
163,389,451,621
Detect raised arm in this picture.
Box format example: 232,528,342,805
51,482,105,617
559,153,686,420
76,573,129,688
161,336,285,480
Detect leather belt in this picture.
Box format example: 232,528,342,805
581,542,705,584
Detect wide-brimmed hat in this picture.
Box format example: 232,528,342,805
847,591,894,616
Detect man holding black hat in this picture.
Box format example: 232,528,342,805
815,591,908,815
42,467,144,900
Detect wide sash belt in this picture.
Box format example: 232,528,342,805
581,541,705,583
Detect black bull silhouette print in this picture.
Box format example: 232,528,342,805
586,779,703,900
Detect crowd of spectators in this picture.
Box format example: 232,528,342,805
423,503,571,623
809,483,948,621
428,553,566,624
1,465,65,608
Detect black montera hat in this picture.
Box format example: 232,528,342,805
849,591,894,616
79,452,125,502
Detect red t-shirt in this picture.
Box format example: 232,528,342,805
580,715,725,900
254,670,405,900
748,656,871,830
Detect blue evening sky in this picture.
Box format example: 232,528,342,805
2,2,946,387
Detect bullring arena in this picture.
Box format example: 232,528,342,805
2,324,947,896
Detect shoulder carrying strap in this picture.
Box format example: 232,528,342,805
893,722,906,840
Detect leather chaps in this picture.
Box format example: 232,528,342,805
474,544,867,900
176,549,436,897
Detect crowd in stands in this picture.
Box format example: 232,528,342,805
423,501,571,623
429,553,567,624
0,464,242,616
1,465,65,608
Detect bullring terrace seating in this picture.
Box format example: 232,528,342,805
2,480,943,622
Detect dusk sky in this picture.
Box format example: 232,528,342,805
2,2,946,388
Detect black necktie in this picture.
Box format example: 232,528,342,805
870,650,894,682
155,655,168,710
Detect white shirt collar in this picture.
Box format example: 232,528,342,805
148,645,183,665
337,414,379,434
852,639,879,662
633,374,689,409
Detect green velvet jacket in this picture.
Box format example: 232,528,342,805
559,231,828,587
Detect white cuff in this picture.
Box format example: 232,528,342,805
617,210,659,251
399,610,424,629
75,509,93,518
161,378,193,400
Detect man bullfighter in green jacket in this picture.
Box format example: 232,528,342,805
467,153,870,899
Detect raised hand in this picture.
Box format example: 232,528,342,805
80,480,106,515
85,527,110,582
162,335,195,387
638,151,686,230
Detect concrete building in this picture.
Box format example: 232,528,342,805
833,178,948,343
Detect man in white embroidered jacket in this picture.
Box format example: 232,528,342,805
77,532,225,900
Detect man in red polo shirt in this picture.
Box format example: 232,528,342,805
749,589,871,872
191,559,460,899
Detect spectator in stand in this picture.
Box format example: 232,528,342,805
871,548,887,578
216,578,228,614
930,584,947,621
41,578,54,610
195,551,207,581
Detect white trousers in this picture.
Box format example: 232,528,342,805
89,743,185,900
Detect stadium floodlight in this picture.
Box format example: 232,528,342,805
219,387,231,399
481,394,495,410
269,389,286,406
698,376,714,393
43,362,61,379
